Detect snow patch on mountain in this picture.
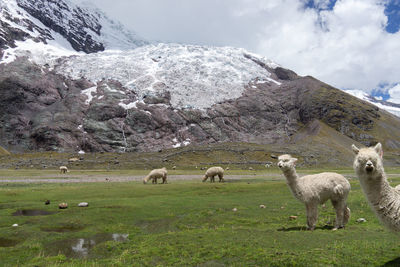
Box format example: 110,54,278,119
52,43,279,109
81,86,97,105
0,39,80,64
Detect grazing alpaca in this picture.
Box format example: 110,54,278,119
202,166,225,183
278,154,351,230
59,166,69,174
352,143,400,231
143,167,168,184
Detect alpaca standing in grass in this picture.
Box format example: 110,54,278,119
352,143,400,231
59,166,69,174
202,166,225,183
278,154,351,230
143,167,168,184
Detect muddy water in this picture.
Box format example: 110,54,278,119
12,209,55,216
41,224,85,232
47,233,128,258
0,237,21,247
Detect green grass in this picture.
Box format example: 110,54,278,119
1,171,400,266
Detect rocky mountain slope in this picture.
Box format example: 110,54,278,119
1,0,400,160
0,0,147,58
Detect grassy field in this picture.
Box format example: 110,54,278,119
1,169,400,266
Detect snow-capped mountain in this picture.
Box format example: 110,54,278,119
0,0,147,57
1,0,400,155
345,90,400,118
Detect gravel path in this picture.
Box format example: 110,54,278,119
0,174,286,183
1,172,391,184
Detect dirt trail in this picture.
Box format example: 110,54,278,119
0,172,376,183
0,174,286,183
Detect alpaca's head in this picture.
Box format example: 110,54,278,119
278,154,297,172
202,175,207,182
352,143,384,177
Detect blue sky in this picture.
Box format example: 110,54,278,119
384,0,400,33
74,0,400,103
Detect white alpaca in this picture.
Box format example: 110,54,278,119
202,167,225,183
352,143,400,231
278,154,351,230
143,167,168,184
59,166,69,174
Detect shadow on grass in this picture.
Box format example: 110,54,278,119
277,225,335,231
381,257,400,266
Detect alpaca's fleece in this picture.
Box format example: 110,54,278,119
143,167,168,184
352,143,400,231
202,166,225,183
395,184,400,192
278,154,351,230
59,166,68,174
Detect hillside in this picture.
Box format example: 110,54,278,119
0,145,9,155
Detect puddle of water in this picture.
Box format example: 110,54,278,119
47,233,129,258
41,224,85,233
136,217,177,233
0,237,21,247
12,209,55,216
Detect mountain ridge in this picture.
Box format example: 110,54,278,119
0,0,400,161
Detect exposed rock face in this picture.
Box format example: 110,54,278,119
1,57,399,153
16,0,105,53
0,0,147,57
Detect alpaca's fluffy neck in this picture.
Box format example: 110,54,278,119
282,167,303,200
358,168,400,231
359,170,392,206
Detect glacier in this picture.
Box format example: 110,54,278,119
52,43,280,110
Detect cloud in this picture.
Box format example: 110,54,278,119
72,0,400,95
388,83,400,103
254,0,400,92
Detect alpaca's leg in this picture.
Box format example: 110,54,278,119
332,199,346,229
343,205,351,226
163,175,167,184
218,174,224,182
306,203,318,230
211,176,215,183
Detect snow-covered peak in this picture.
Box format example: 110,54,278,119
0,0,147,54
78,1,148,50
52,43,280,109
345,89,400,117
0,0,52,47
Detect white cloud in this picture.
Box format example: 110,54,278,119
388,84,400,103
254,0,399,92
71,0,400,95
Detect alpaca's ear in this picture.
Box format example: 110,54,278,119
291,158,298,165
351,144,359,155
374,143,383,158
